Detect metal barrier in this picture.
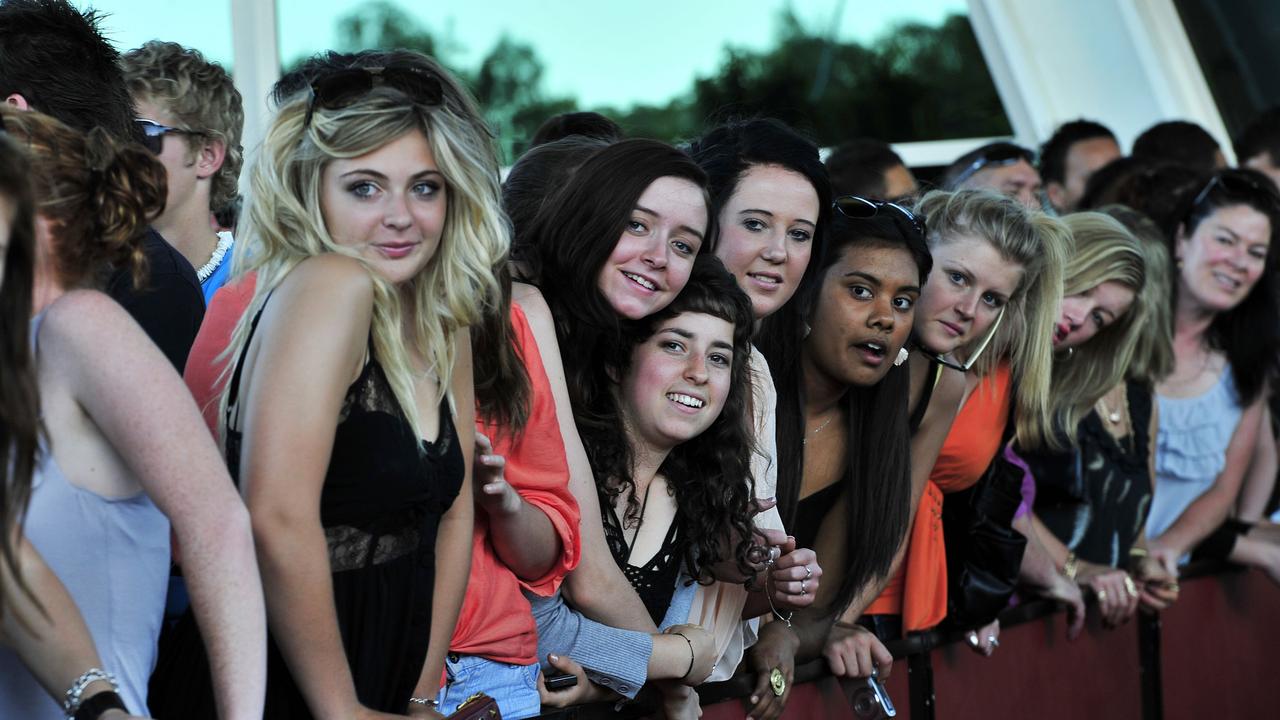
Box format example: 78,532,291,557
535,563,1280,719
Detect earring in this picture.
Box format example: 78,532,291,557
802,322,812,339
894,347,910,366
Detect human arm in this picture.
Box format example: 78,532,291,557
514,285,656,632
1012,513,1085,639
231,258,397,719
1236,404,1276,522
743,619,800,720
1148,395,1265,559
46,291,265,720
410,333,476,712
473,434,562,580
0,535,143,719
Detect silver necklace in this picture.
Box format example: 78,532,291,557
803,414,835,445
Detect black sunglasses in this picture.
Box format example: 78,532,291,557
833,194,928,240
951,144,1035,187
1190,172,1280,215
135,118,203,155
303,66,444,128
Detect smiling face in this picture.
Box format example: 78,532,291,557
621,311,735,452
319,130,446,286
1053,280,1135,350
713,164,819,320
914,233,1024,356
597,176,708,320
1176,203,1272,314
804,242,920,388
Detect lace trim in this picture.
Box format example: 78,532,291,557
326,523,420,572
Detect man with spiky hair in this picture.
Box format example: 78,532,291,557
0,0,205,372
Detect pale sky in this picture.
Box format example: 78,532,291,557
83,0,966,109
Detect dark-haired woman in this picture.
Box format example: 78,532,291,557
0,131,150,720
512,140,726,709
1146,169,1280,583
0,108,266,719
756,200,931,680
686,118,828,719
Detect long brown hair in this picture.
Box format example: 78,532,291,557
0,131,41,617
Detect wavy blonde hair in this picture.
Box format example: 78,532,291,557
221,59,505,440
1045,212,1151,443
916,189,1069,450
1097,205,1175,384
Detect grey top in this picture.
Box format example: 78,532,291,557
0,313,170,717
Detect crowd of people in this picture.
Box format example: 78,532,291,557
1,1,1279,719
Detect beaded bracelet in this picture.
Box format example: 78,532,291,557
408,696,440,709
63,668,118,718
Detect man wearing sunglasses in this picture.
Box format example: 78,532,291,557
123,41,244,305
942,141,1043,210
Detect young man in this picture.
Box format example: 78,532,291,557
942,141,1042,209
825,137,919,200
122,41,244,303
0,0,204,371
1039,119,1121,214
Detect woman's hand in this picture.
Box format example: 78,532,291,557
1076,562,1139,627
657,682,702,720
1040,569,1086,640
402,703,443,720
823,622,893,679
537,654,619,708
473,433,520,517
664,624,716,684
964,619,1001,657
768,544,822,612
1132,554,1180,612
744,621,799,720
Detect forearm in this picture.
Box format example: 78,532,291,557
255,520,360,719
0,536,114,704
1013,513,1064,590
415,499,473,698
1237,406,1276,521
177,503,266,720
487,499,560,582
1027,513,1071,569
1151,487,1237,555
564,514,656,633
791,610,838,662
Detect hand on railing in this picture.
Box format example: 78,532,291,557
823,622,893,679
744,620,799,720
964,619,1001,656
1076,562,1140,627
1039,569,1086,640
1132,554,1180,611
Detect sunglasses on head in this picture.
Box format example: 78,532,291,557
1190,172,1280,215
135,118,203,155
951,144,1035,188
833,194,928,241
923,305,1006,373
303,66,444,128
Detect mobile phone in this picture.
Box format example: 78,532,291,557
544,672,579,691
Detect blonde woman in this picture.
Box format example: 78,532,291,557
155,51,503,719
858,190,1069,658
1016,210,1180,627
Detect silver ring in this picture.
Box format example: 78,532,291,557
805,565,813,580
768,546,781,564
800,579,807,594
987,636,999,648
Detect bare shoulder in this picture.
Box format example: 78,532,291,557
934,366,967,408
278,254,375,308
512,281,551,320
38,289,142,357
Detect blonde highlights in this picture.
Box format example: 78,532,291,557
222,65,505,441
1047,212,1150,441
917,189,1068,450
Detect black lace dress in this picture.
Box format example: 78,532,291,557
601,490,685,626
1022,380,1154,566
150,302,464,718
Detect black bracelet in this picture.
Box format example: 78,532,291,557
73,690,127,720
673,631,695,680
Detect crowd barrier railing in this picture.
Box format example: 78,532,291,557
533,563,1279,719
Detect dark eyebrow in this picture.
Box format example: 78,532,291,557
899,284,922,295
635,204,706,242
660,327,734,352
843,270,882,286
709,340,735,352
739,208,817,228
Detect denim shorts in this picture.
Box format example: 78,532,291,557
436,654,541,720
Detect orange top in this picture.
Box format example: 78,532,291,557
451,302,581,662
184,274,257,438
865,362,1013,631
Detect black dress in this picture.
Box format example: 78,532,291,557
1022,380,1153,566
150,302,464,718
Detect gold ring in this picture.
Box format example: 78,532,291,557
1123,576,1139,598
770,668,786,696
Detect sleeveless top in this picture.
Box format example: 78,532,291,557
150,295,465,718
866,362,1013,631
1023,380,1154,566
601,492,685,626
1147,365,1242,541
0,312,170,719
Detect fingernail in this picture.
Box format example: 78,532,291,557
549,654,559,662
750,696,758,703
